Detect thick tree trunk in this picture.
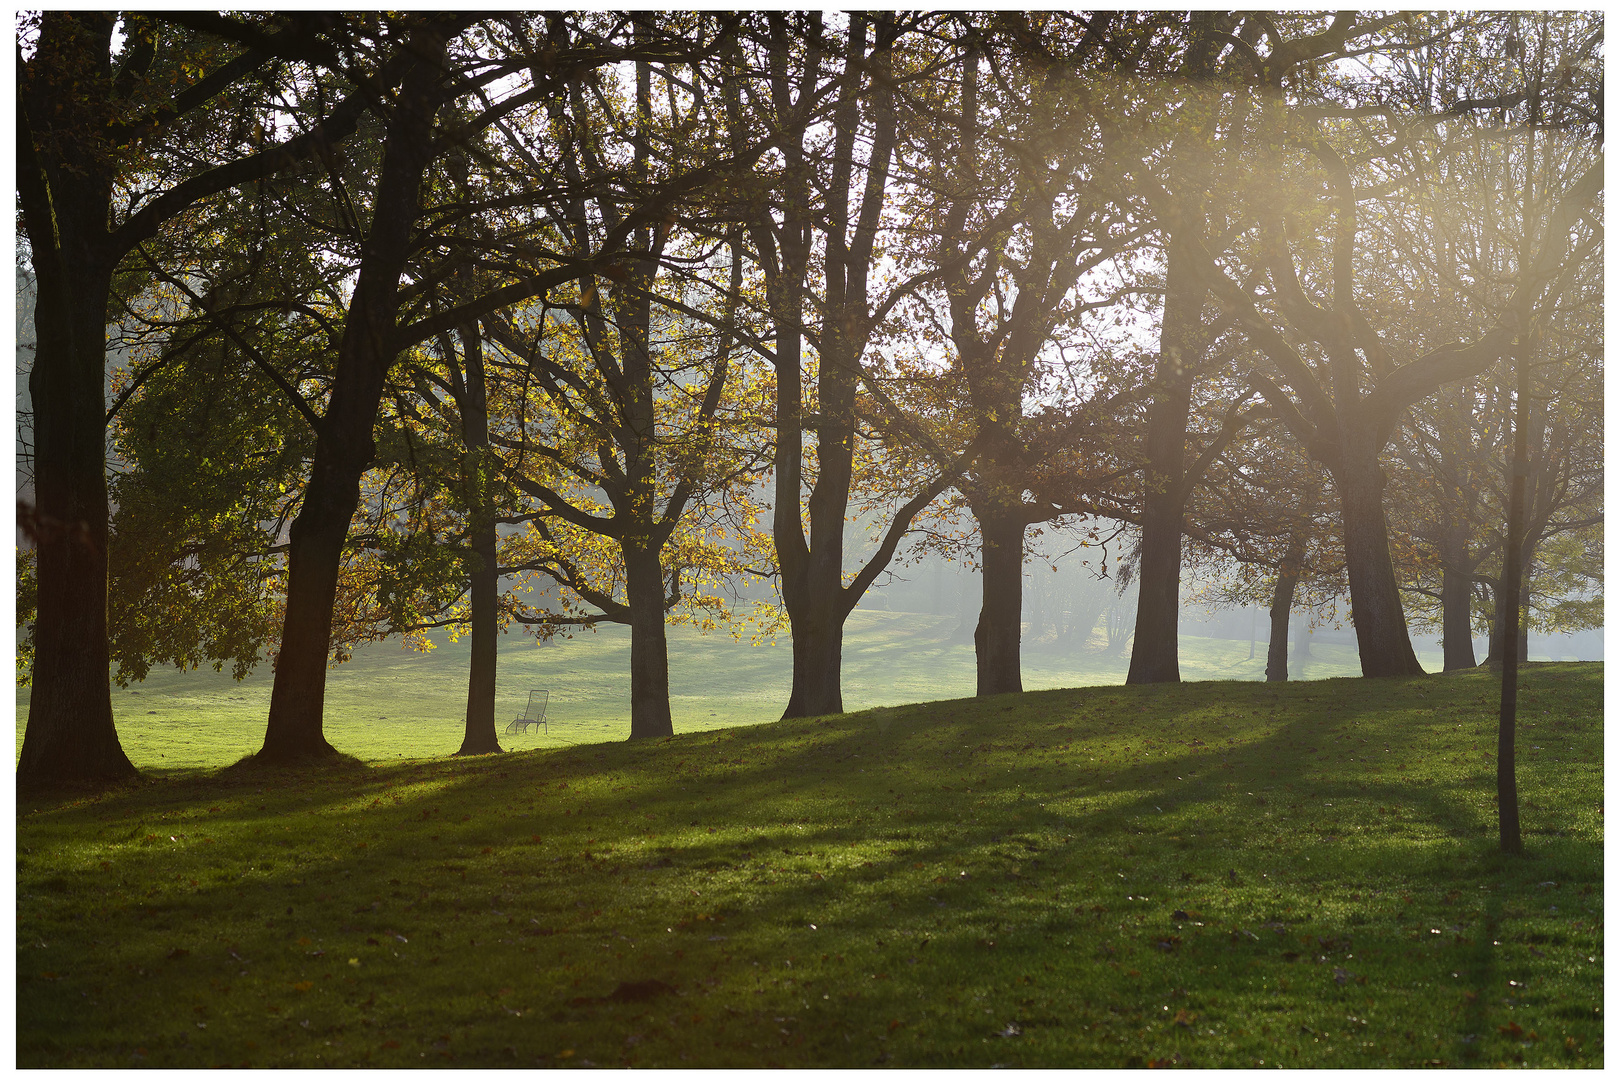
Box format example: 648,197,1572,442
18,257,137,789
779,303,861,718
1265,536,1304,682
16,14,137,789
1128,491,1186,684
1126,235,1203,685
973,505,1025,695
624,541,674,739
1439,522,1478,670
260,38,446,763
784,610,845,718
1337,447,1425,677
262,487,349,761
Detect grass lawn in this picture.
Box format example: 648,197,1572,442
15,661,1601,1068
14,609,1398,768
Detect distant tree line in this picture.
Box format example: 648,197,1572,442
17,11,1602,790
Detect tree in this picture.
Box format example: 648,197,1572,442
1184,418,1345,682
16,12,413,787
255,14,757,759
724,13,979,718
1165,42,1600,677
1369,14,1604,673
898,16,1152,696
418,14,779,739
1109,12,1425,685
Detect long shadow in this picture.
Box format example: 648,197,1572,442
16,664,1601,1066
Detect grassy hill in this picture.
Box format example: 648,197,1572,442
15,662,1601,1067
16,610,1408,768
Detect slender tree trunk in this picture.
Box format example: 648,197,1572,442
1293,614,1312,663
1439,522,1478,670
1126,237,1203,685
1266,535,1304,682
624,540,674,739
457,519,501,753
1496,342,1530,855
1337,446,1425,677
260,37,447,763
973,506,1026,695
456,325,502,755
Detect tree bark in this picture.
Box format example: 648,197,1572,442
1126,235,1204,685
783,605,845,719
1265,535,1304,682
973,506,1026,695
455,324,501,756
1495,338,1531,855
18,254,137,788
16,14,137,789
1439,522,1478,670
260,31,448,764
624,540,674,739
1337,444,1425,677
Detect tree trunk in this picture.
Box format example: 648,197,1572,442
18,255,137,789
1495,334,1531,855
259,36,447,764
1516,574,1531,664
456,518,502,753
1126,234,1203,685
624,540,674,739
16,14,137,789
455,324,502,755
1265,535,1304,682
1293,614,1312,662
1337,446,1425,677
784,610,845,718
973,506,1025,695
1439,522,1478,670
262,489,349,761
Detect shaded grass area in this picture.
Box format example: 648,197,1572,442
14,610,1390,769
16,663,1601,1067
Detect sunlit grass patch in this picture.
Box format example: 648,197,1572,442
16,663,1601,1067
16,611,1390,770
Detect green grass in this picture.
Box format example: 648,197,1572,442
14,610,1394,768
16,662,1601,1068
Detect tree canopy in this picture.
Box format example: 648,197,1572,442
16,11,1602,791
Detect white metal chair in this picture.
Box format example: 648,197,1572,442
505,690,549,735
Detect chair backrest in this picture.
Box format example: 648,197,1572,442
524,690,549,721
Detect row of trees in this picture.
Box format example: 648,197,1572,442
17,12,1602,790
